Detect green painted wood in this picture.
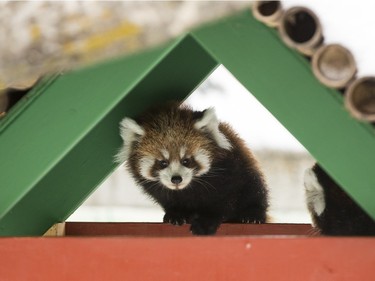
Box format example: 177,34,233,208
191,10,375,219
0,36,218,235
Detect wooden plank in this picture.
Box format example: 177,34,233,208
65,222,315,237
0,236,373,281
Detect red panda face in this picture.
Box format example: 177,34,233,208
137,146,212,190
116,105,232,191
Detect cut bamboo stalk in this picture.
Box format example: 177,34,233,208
345,77,375,122
278,6,323,56
312,44,357,89
252,1,283,27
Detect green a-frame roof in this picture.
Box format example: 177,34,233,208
1,10,374,235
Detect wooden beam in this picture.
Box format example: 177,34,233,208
64,222,315,237
0,234,373,281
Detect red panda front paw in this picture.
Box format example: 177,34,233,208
241,218,263,224
227,214,266,224
190,216,222,235
163,212,188,226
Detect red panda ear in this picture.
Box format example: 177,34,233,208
115,118,145,163
194,108,232,150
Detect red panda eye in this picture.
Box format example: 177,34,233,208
158,160,169,169
181,158,191,167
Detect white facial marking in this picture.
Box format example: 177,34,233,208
194,108,232,150
194,149,211,176
180,146,186,159
304,168,326,216
115,118,145,163
159,160,193,190
161,149,170,160
139,156,157,181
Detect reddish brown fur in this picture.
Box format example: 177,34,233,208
128,103,222,178
123,102,269,235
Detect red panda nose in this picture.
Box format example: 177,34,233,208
171,175,183,184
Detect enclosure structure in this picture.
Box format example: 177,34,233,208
0,9,374,280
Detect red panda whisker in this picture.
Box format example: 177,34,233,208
193,177,217,193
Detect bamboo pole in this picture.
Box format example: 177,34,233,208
312,44,357,89
278,6,323,56
345,77,375,122
252,1,283,27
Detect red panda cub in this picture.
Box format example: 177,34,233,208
116,102,269,235
304,163,375,235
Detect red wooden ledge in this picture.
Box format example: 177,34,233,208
65,222,315,236
0,223,374,281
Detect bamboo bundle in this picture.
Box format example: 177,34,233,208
278,6,323,56
253,1,373,124
252,1,283,27
345,77,375,122
312,44,357,89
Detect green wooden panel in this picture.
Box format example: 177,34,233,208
0,36,218,235
191,10,375,219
